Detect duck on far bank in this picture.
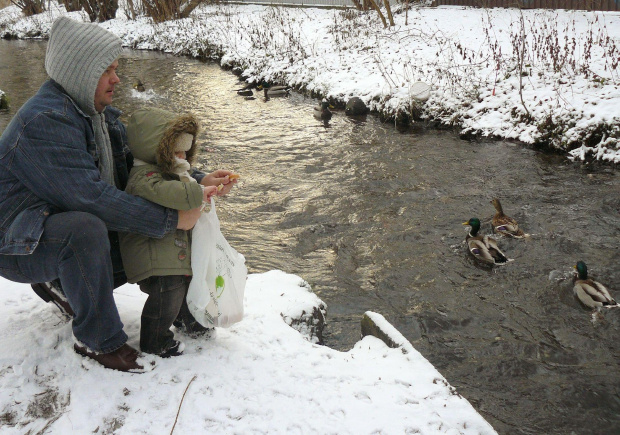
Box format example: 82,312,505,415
314,101,333,121
0,91,9,111
490,198,529,238
234,82,259,97
573,261,617,309
463,218,512,266
260,82,291,98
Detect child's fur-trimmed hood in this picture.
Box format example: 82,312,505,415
126,107,200,175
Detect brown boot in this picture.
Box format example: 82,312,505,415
74,343,144,373
31,282,74,318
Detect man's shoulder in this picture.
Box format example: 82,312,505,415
20,80,79,121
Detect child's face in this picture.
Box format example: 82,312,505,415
175,150,186,160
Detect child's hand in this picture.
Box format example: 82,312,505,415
202,185,218,202
201,170,239,196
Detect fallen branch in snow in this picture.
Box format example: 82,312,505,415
170,375,197,435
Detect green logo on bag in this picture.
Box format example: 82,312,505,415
215,275,225,297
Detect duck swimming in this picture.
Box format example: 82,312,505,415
314,101,333,121
463,218,511,266
133,79,145,92
490,198,528,238
260,82,291,98
573,261,617,309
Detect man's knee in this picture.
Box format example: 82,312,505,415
51,212,110,252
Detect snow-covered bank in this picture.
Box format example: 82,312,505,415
1,3,619,162
0,272,496,434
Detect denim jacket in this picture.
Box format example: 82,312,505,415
0,80,178,255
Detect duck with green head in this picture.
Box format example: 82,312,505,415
133,79,145,92
314,101,333,121
573,261,617,308
462,218,511,266
259,82,291,98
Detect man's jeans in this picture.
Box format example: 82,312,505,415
0,211,127,353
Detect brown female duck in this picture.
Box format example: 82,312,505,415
490,198,528,238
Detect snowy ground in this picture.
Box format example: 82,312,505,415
0,272,496,434
0,3,619,162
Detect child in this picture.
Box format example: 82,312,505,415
119,107,236,357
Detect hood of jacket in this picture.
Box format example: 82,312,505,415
126,107,200,175
45,16,122,116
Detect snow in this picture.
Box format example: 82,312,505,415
0,2,618,162
364,311,416,354
0,273,496,434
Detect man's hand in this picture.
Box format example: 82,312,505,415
200,170,239,196
177,208,201,230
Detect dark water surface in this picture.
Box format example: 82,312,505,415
1,40,619,435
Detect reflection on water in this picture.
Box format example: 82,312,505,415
1,40,619,435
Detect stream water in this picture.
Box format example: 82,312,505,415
1,40,619,435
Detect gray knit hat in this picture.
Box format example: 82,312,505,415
45,16,122,115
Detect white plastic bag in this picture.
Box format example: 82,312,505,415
186,197,247,328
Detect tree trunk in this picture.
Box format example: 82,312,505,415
124,0,139,20
350,0,363,10
98,0,118,22
11,0,45,16
405,0,409,26
382,0,394,26
60,0,81,12
367,0,387,28
79,0,97,22
179,0,207,19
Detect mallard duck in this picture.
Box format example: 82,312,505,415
314,101,333,121
573,261,617,309
133,79,145,92
462,218,512,266
490,198,528,238
260,82,291,98
234,82,259,97
0,92,9,111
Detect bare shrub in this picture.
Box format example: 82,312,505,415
241,7,308,62
142,0,211,23
76,0,118,22
10,0,46,16
123,0,141,20
58,0,81,12
484,10,618,81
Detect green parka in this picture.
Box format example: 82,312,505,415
119,108,204,283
